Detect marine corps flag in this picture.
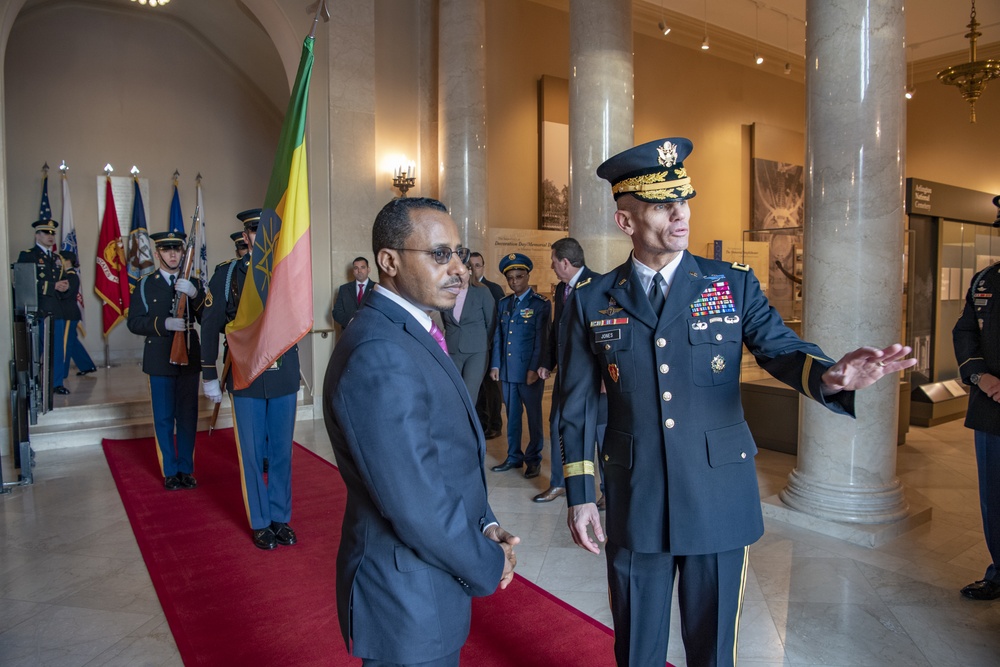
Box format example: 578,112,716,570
226,34,315,390
95,177,130,335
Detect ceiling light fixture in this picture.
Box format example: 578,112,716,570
753,3,763,65
783,15,791,74
701,0,710,50
658,21,670,36
905,48,916,100
936,0,1000,122
130,0,170,6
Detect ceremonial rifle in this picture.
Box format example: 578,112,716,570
169,208,199,365
209,354,231,435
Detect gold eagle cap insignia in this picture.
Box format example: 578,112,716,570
657,141,678,168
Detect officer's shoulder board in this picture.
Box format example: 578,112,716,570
731,262,750,272
531,292,549,302
575,277,593,290
215,258,235,269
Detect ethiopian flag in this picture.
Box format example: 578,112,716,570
226,36,315,390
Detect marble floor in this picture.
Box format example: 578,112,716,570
1,368,999,666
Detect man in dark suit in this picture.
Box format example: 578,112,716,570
323,197,518,667
127,231,206,490
489,254,551,479
332,256,375,328
442,271,495,401
559,137,915,666
471,251,505,439
953,261,1000,600
534,237,601,503
201,209,300,551
18,219,75,394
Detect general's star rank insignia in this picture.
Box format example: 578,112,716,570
608,363,620,383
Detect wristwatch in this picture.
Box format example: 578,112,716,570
971,373,982,385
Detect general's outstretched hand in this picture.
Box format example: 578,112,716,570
567,503,605,555
821,343,917,393
484,524,521,590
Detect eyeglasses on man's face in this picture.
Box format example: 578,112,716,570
396,246,471,265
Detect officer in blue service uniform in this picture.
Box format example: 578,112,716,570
953,260,1000,601
489,253,551,478
558,137,916,667
201,208,300,551
127,231,206,490
52,251,96,387
18,219,75,394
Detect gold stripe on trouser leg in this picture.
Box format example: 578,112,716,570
148,376,165,477
61,322,70,358
230,399,253,527
732,545,750,666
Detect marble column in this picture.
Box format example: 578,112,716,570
779,0,909,524
568,0,634,273
438,0,487,252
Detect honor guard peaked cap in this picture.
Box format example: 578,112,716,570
597,137,697,203
150,231,186,248
31,219,59,232
230,231,248,249
500,252,533,274
237,208,262,232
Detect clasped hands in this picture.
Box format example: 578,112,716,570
483,524,521,590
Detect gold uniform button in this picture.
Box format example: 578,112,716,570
659,364,669,374
662,391,672,401
656,338,666,347
604,344,611,351
664,419,675,429
604,454,609,462
715,333,723,341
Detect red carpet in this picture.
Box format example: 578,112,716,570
103,429,619,666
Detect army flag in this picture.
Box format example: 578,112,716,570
226,35,315,390
126,178,156,295
94,177,129,335
169,179,184,234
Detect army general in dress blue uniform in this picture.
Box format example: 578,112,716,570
127,231,206,490
201,209,300,551
558,137,916,667
489,253,551,479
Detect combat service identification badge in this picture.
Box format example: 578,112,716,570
608,363,620,383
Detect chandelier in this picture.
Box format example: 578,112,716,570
130,0,171,7
936,0,1000,123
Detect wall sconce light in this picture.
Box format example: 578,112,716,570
392,160,416,198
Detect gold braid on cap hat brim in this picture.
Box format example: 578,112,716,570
612,169,695,200
503,263,531,273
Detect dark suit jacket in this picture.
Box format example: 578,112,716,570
442,284,495,355
559,252,855,556
544,266,600,375
480,277,506,343
17,246,71,315
332,280,375,327
127,272,205,376
323,291,505,663
954,262,1000,435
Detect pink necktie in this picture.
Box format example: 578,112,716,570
564,283,572,300
429,321,449,356
357,283,364,306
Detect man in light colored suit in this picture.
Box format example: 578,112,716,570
332,256,375,328
443,271,496,401
323,197,519,667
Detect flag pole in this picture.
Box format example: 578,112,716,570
309,0,329,39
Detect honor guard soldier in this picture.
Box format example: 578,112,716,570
201,208,300,551
52,251,96,387
489,252,551,478
17,219,74,394
558,137,915,667
127,231,206,490
230,230,249,258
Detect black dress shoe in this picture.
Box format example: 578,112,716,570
76,368,97,376
491,459,523,472
53,386,70,395
271,522,297,546
252,527,278,550
177,472,198,489
960,579,1000,600
524,463,541,479
163,475,182,491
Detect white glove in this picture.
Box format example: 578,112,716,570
202,379,223,404
174,278,198,298
164,317,187,332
